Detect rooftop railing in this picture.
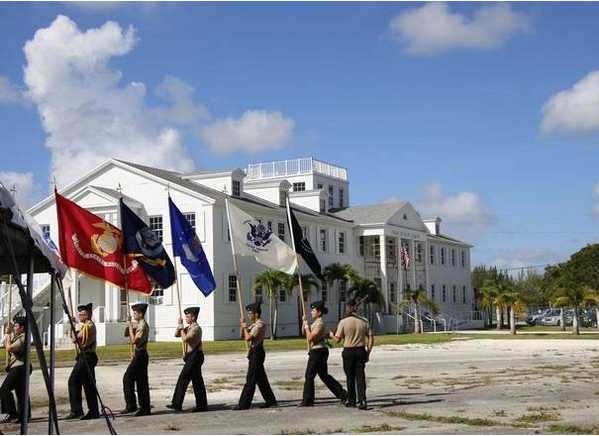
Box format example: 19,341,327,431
246,157,348,181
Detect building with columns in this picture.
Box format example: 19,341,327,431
7,157,479,346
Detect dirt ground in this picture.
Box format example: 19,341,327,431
3,335,599,435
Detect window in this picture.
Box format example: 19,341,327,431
429,245,435,265
150,286,164,306
41,224,50,237
416,243,423,264
442,285,446,303
279,288,286,302
372,236,380,260
462,285,467,303
254,286,263,300
431,284,436,301
338,188,344,208
388,282,396,304
461,251,466,268
359,236,365,256
119,289,128,321
451,249,456,266
386,238,396,266
321,280,327,302
319,229,328,252
184,213,196,231
292,182,305,191
149,215,163,241
452,285,457,303
440,247,445,265
319,199,326,213
278,222,285,242
228,275,237,302
339,279,347,302
267,220,272,231
328,185,334,206
317,183,323,190
338,231,346,254
232,180,241,197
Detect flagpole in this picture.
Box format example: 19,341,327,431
285,194,310,351
118,192,135,361
5,275,12,367
225,197,248,354
172,255,186,357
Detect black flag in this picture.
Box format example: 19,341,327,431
286,197,324,280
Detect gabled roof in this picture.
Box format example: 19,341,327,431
330,202,408,225
113,159,226,203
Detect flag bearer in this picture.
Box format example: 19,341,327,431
0,316,31,424
233,301,278,410
300,301,347,407
166,306,208,412
122,303,151,416
66,303,100,420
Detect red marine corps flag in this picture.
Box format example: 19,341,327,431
55,191,153,294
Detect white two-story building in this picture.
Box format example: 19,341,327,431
7,157,479,346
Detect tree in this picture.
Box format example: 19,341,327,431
397,284,439,334
291,272,321,334
348,276,384,325
323,263,358,318
252,269,292,340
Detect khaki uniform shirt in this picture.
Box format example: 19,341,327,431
310,318,327,349
184,322,202,351
248,319,266,348
335,314,371,348
7,333,24,369
133,318,149,351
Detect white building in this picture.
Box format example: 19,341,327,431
12,157,479,346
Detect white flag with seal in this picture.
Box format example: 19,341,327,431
226,199,297,275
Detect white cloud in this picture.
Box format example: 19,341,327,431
540,70,599,135
152,75,210,125
22,15,198,188
200,110,294,155
0,76,22,103
592,180,599,216
413,181,496,242
484,247,559,272
0,171,40,209
390,2,530,55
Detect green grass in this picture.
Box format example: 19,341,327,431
27,329,599,367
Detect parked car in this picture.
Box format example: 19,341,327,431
526,308,550,326
580,307,598,328
538,308,563,326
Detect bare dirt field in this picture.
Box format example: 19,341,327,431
4,336,599,435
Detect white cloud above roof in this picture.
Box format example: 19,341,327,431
541,70,599,135
390,2,530,55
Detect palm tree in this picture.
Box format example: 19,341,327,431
397,284,439,333
323,263,358,319
348,276,384,324
552,284,599,335
252,269,292,340
478,282,498,328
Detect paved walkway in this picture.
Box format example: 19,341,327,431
3,337,599,434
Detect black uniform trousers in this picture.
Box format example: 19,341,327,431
68,352,99,415
123,349,150,412
237,346,277,408
302,347,345,405
342,346,368,404
171,349,207,410
0,365,31,421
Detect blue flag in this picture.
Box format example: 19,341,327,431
120,198,176,289
168,197,216,297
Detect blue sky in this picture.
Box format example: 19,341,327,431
1,2,599,274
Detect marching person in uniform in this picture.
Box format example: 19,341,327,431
299,301,347,407
329,298,374,410
66,303,100,420
0,316,31,424
233,301,277,410
166,306,208,413
122,303,151,416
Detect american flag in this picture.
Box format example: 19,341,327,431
401,245,410,270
